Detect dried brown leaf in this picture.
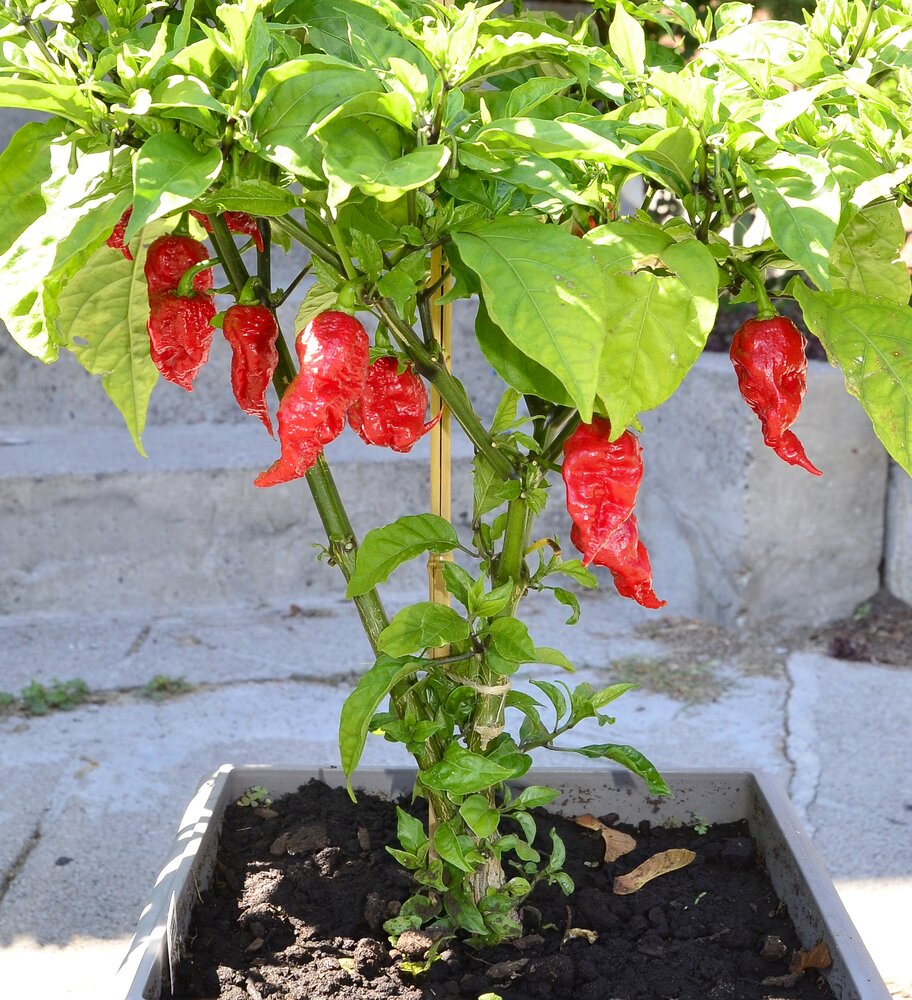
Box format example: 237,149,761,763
790,941,832,973
574,813,637,862
562,927,598,945
612,848,696,895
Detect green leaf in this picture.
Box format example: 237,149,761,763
0,120,62,257
592,235,719,428
453,220,611,420
741,152,840,291
792,285,912,476
395,806,427,854
483,618,536,662
533,647,575,672
251,56,382,180
512,785,559,810
531,679,567,725
473,453,522,518
472,582,513,619
829,204,911,306
547,829,566,871
477,118,632,167
0,143,128,362
294,279,339,330
0,79,98,127
490,388,522,435
609,1,646,76
126,133,222,239
592,682,636,709
347,514,459,597
322,118,450,208
474,301,573,408
197,180,298,217
550,587,581,625
56,226,164,454
434,821,473,872
543,558,598,589
377,603,470,656
442,562,474,608
422,744,514,796
459,795,500,839
628,127,699,199
570,743,670,796
339,654,423,790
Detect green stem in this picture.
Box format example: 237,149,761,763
847,0,878,67
738,262,776,319
271,214,343,270
328,220,358,280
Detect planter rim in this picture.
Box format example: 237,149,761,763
115,764,890,1000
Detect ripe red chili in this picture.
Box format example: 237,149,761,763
729,316,822,476
106,208,133,260
190,211,264,253
255,312,369,487
144,235,213,297
223,304,279,436
348,356,440,453
147,291,217,391
563,417,665,609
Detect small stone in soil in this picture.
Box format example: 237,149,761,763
760,934,789,960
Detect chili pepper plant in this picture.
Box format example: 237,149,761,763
2,0,912,954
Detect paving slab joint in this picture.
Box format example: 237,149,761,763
784,654,821,835
0,823,41,905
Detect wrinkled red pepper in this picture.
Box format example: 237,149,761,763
147,291,217,391
348,356,440,453
255,311,369,487
222,304,279,436
190,211,264,252
563,417,665,609
729,316,822,476
144,235,213,297
106,208,133,261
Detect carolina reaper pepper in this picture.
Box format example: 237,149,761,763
562,417,665,609
348,356,440,453
255,311,369,487
190,211,264,253
106,208,133,260
144,235,213,297
729,315,822,476
147,291,217,391
222,304,279,436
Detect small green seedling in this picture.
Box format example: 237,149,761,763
236,786,273,808
141,675,194,701
20,679,89,716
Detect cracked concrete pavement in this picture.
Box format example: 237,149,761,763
0,592,910,999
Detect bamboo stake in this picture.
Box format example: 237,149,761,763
428,245,453,619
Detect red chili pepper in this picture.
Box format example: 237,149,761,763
563,417,665,609
106,208,133,261
255,311,369,487
348,356,440,453
147,290,217,391
729,316,822,476
570,519,665,609
190,211,264,253
222,304,279,436
144,235,213,297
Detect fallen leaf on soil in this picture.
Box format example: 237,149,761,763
562,927,598,945
790,941,832,973
612,848,696,895
574,813,637,861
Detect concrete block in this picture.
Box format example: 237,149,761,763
885,461,912,604
637,353,888,628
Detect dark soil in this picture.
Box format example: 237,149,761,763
174,780,836,1000
811,590,912,666
705,299,828,361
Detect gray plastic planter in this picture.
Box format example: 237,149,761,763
116,765,890,1000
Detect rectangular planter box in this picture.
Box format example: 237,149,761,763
116,765,889,1000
